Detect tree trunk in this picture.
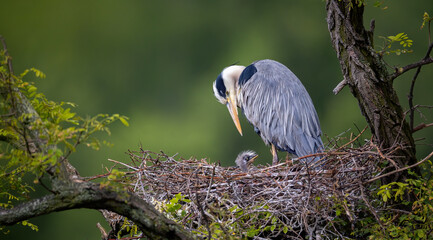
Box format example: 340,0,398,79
326,0,417,180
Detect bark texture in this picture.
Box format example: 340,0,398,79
326,0,417,175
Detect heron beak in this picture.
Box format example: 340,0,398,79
226,95,243,136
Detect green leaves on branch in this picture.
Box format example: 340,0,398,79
420,12,432,30
147,193,291,239
20,67,46,79
377,12,432,57
0,50,129,232
373,1,388,10
82,113,129,151
377,182,408,202
344,0,366,9
378,32,413,56
362,163,433,239
164,193,191,220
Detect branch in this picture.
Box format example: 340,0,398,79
389,42,433,81
0,35,14,75
365,150,433,184
412,122,433,133
333,79,348,95
0,36,48,154
0,182,193,240
358,181,385,234
406,44,433,131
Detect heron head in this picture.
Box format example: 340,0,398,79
213,65,246,136
235,150,258,172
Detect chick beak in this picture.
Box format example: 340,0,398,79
226,94,243,136
249,154,259,163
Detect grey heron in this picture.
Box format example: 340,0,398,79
235,150,258,172
213,59,323,165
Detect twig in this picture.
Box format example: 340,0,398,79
366,151,433,183
335,125,368,151
194,189,211,240
108,158,138,171
408,51,433,131
370,141,398,169
412,122,433,133
333,79,348,95
205,164,216,201
389,42,433,81
358,181,386,235
97,222,108,239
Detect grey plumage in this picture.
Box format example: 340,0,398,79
235,150,258,172
239,60,323,158
213,59,323,164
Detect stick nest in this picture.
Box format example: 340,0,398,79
101,139,396,239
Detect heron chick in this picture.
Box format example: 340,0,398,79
213,59,323,165
235,150,258,172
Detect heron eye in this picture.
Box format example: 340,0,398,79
225,91,229,96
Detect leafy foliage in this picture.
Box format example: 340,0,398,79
378,32,414,56
357,165,433,239
0,49,129,233
420,12,432,30
149,193,291,239
373,1,388,10
344,0,366,9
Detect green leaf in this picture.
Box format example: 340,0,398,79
247,228,259,237
170,197,179,204
416,229,425,238
119,116,129,127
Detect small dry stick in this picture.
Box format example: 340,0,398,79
205,165,216,201
359,180,386,235
366,151,433,183
333,79,348,95
335,126,368,151
413,122,433,133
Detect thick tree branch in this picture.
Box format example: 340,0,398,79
326,0,417,173
0,182,193,240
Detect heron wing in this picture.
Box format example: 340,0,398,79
239,59,323,157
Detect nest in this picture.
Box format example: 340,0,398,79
99,132,404,239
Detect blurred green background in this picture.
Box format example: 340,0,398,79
1,1,432,239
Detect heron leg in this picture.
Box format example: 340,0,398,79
271,144,278,165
